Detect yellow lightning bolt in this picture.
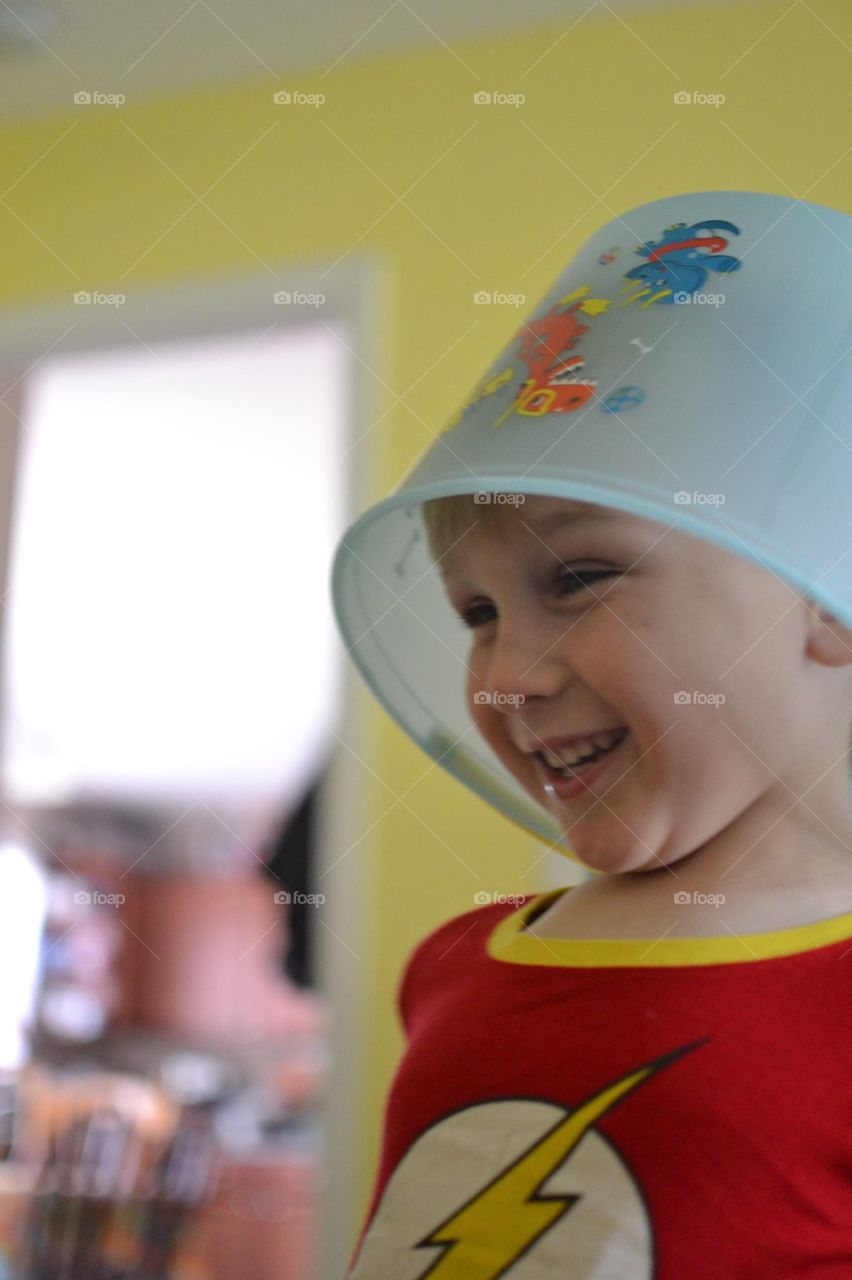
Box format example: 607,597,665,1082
416,1040,707,1279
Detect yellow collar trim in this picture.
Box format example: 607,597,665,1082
486,887,852,968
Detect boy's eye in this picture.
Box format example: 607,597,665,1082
455,568,613,630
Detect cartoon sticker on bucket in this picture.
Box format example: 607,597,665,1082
441,214,744,434
620,219,742,307
443,286,612,432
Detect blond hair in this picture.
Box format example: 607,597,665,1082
422,493,514,570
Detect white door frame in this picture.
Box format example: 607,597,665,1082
0,256,387,1277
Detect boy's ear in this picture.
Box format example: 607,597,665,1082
804,601,852,669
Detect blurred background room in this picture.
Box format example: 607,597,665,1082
0,0,846,1276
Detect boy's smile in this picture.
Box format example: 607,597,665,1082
526,724,631,802
437,493,852,885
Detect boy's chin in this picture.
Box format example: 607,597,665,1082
571,846,652,877
556,824,668,877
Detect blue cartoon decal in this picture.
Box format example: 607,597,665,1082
621,219,742,307
602,386,645,413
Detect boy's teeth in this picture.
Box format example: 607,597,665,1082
542,728,625,768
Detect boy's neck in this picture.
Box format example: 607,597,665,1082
543,790,852,938
656,788,852,895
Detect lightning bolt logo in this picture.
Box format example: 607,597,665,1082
414,1039,707,1278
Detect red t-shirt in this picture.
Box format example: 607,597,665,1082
347,888,852,1278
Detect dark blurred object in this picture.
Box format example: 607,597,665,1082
8,1066,218,1280
15,797,259,884
0,1056,322,1280
134,1108,219,1280
262,762,330,990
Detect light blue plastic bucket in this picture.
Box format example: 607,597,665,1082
331,190,852,856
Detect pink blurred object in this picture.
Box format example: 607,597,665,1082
127,873,325,1045
192,1155,320,1280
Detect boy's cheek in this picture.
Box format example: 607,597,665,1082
469,699,501,748
469,704,522,771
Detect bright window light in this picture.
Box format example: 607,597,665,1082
3,323,347,810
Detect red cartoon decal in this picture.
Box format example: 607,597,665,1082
442,287,612,434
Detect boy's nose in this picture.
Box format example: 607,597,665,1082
474,623,567,707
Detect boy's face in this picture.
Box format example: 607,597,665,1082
439,494,850,876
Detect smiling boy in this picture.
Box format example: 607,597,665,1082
430,491,852,940
331,191,852,1276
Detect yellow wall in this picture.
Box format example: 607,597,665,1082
0,0,847,1246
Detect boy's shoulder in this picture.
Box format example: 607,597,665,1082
411,891,535,961
396,893,538,1029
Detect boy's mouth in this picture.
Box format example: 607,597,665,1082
535,727,629,779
